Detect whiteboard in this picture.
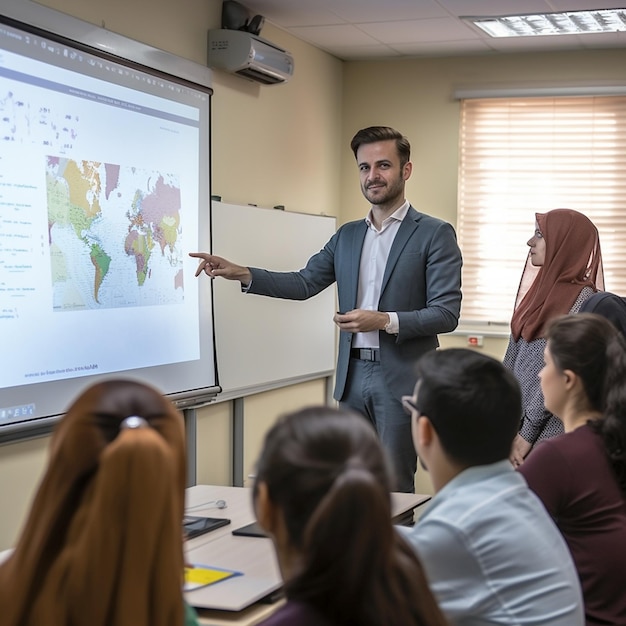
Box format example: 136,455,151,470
211,202,337,397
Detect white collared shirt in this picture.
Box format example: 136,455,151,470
352,201,408,348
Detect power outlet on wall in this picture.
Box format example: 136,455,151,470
467,335,484,348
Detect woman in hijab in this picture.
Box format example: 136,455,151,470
503,209,603,466
0,378,198,626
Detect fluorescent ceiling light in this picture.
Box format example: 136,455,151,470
465,8,626,38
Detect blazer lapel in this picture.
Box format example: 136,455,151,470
346,221,368,309
381,208,419,294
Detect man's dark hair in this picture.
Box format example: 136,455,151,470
350,126,411,166
414,348,521,466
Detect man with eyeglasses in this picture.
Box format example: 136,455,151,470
399,348,584,626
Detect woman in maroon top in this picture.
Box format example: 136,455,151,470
253,406,448,626
519,313,626,625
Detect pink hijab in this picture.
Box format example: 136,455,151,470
511,209,604,342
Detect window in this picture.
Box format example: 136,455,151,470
457,95,626,325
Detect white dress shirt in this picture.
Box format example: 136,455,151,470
352,201,408,348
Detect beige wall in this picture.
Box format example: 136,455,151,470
193,379,328,489
0,437,49,551
240,379,328,488
2,0,626,549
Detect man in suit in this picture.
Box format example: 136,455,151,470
190,126,462,494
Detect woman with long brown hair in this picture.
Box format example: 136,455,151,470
0,378,197,626
252,406,448,626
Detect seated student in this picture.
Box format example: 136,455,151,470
0,379,198,626
519,313,626,625
401,348,584,626
252,406,449,626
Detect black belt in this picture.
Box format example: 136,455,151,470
350,348,380,362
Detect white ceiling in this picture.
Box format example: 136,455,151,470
234,0,626,60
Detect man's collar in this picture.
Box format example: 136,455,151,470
365,200,410,227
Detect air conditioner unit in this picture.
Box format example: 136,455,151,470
207,29,294,85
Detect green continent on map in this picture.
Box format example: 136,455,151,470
90,243,111,303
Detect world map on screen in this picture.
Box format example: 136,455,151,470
46,157,184,310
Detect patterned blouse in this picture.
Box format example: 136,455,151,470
502,286,595,446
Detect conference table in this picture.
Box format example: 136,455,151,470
184,484,431,626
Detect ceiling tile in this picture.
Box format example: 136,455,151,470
328,0,449,22
289,24,381,47
329,44,403,60
436,0,554,17
359,17,481,44
390,39,494,56
229,0,344,27
547,0,626,11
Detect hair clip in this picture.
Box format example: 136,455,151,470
120,415,149,430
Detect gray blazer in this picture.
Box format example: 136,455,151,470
248,206,463,400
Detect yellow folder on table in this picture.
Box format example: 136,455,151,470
184,564,242,591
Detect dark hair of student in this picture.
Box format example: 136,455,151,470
350,125,411,167
413,349,522,467
545,313,626,492
254,406,448,626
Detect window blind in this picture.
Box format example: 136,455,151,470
458,95,626,324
